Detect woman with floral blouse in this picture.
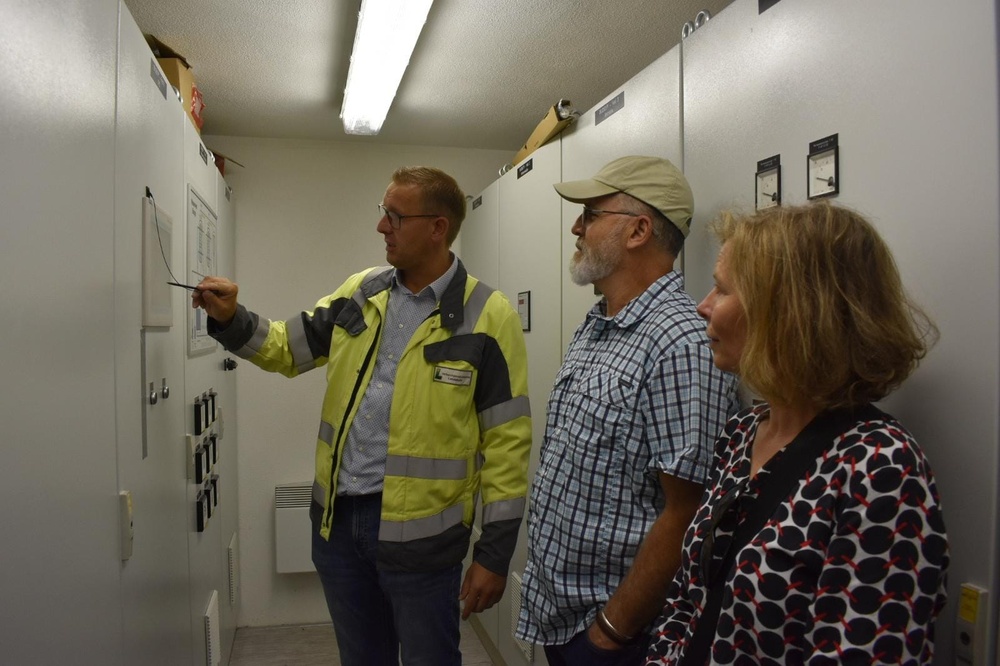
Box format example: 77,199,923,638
646,203,948,665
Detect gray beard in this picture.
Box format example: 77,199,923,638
569,235,623,286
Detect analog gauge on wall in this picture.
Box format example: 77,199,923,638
807,134,839,199
755,154,781,209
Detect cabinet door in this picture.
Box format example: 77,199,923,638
0,0,123,662
459,180,500,288
115,6,191,665
457,179,502,646
496,140,563,665
214,176,240,665
182,116,237,666
681,2,1000,663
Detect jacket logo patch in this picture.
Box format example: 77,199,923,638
434,366,472,386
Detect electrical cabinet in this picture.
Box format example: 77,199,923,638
460,5,1000,662
460,41,686,666
1,1,240,663
458,144,563,665
214,173,240,664
0,0,123,663
496,141,563,666
458,179,502,646
681,2,999,663
114,7,192,665
460,180,500,288
183,117,240,666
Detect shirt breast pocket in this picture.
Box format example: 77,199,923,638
569,370,636,451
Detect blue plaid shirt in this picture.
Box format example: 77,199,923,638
516,271,739,644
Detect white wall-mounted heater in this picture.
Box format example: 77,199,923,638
275,482,315,573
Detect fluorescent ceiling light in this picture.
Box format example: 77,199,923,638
340,0,434,135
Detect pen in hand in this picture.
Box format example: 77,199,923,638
167,281,223,295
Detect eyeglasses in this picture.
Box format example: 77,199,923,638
699,477,750,585
378,203,442,229
580,206,641,226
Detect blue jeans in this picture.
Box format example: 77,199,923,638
544,629,651,666
311,493,462,666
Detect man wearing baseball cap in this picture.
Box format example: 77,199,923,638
515,156,739,664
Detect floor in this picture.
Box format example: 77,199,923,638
229,620,497,665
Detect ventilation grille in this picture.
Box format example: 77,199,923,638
509,572,534,662
227,532,239,607
275,482,312,508
275,483,315,573
204,590,221,666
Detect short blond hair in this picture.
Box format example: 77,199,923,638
712,202,937,409
391,166,466,245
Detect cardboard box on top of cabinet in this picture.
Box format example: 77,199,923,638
512,100,578,166
211,151,245,177
146,35,205,133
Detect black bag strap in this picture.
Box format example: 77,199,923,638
679,403,886,666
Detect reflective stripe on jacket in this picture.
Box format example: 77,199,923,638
210,260,531,573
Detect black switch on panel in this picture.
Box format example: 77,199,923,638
204,482,214,518
195,444,207,484
196,492,207,532
202,392,210,427
209,389,217,422
210,474,219,507
203,442,212,475
209,435,219,464
223,357,238,371
194,398,203,435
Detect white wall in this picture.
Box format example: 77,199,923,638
200,135,511,626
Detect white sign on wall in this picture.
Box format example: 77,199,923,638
187,185,218,356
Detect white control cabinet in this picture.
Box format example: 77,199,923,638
497,140,563,666
458,178,502,647
681,2,999,663
114,7,191,665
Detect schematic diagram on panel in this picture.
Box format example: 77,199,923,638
187,186,219,356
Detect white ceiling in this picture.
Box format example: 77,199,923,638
123,0,733,152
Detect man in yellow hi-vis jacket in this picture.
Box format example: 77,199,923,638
194,166,531,666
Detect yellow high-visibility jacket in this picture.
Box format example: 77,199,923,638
211,262,531,573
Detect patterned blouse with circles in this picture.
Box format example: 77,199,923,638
645,405,949,665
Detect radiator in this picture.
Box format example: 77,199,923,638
274,482,315,573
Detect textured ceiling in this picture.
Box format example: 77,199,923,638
124,0,733,151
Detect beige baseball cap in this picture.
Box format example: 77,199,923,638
553,155,694,237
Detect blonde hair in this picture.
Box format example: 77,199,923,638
391,166,467,245
713,202,937,409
